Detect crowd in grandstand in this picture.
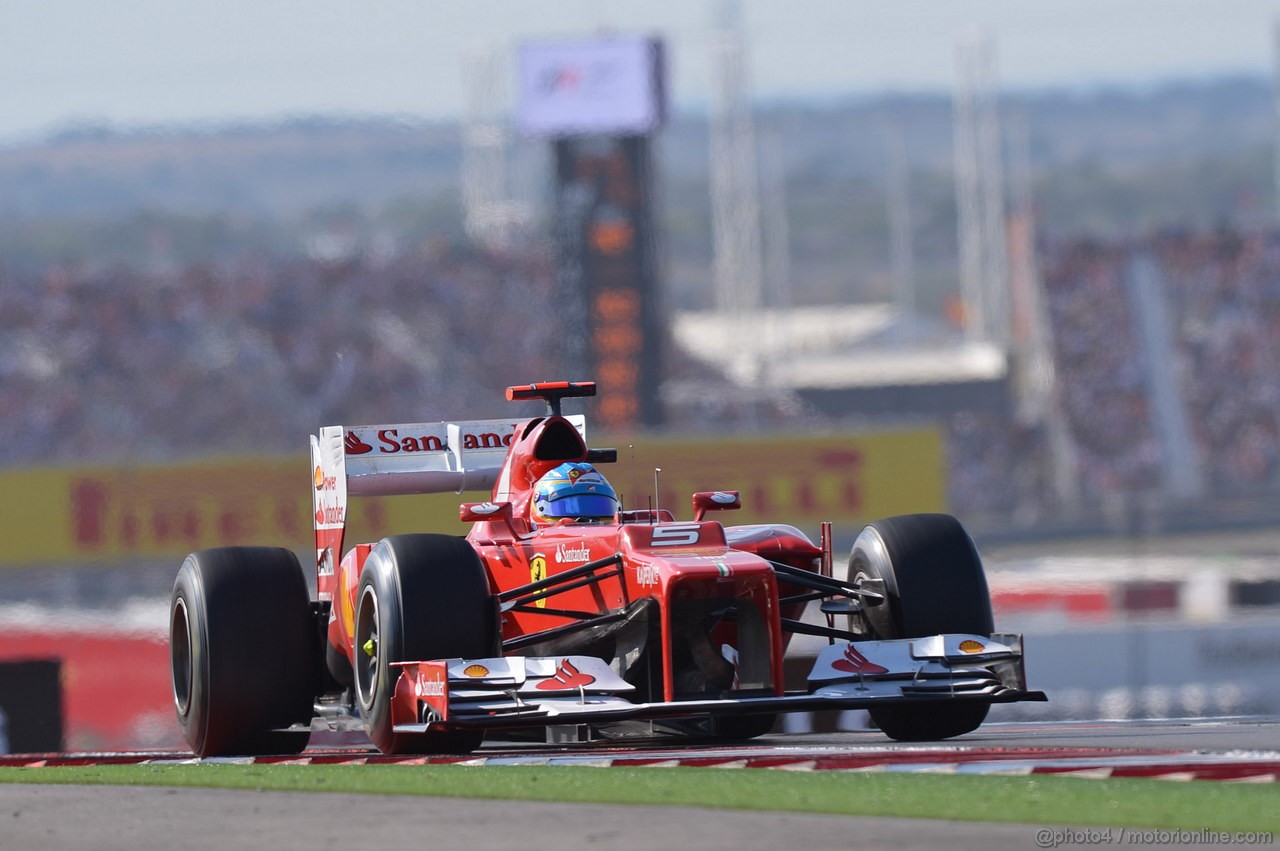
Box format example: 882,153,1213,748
0,244,559,465
944,411,1049,522
1041,238,1163,497
1154,230,1280,489
6,228,1280,524
948,228,1280,520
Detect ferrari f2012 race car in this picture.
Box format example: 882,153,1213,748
169,381,1044,756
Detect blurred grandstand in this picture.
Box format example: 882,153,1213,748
5,225,1280,541
4,32,1278,547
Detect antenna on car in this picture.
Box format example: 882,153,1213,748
627,444,637,522
653,467,662,520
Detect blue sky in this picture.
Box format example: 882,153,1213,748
3,1,1279,142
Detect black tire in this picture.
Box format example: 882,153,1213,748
848,513,994,741
170,547,316,757
353,534,495,755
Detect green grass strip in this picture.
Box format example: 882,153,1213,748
1,763,1277,831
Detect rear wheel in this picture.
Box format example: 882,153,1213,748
353,534,495,755
170,547,316,757
849,513,993,741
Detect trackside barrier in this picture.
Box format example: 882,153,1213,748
0,428,945,567
1,615,1279,749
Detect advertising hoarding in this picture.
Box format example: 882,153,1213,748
517,37,665,138
0,428,945,567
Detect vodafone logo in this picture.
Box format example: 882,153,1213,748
344,432,373,455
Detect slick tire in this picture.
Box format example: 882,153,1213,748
848,513,994,741
170,547,316,757
353,534,495,755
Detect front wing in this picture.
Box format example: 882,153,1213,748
388,633,1046,733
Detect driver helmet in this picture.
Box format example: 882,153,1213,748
531,462,618,524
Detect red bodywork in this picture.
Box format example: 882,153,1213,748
317,397,823,705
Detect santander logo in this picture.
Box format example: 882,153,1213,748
535,659,596,691
555,543,591,564
344,432,373,455
832,644,888,675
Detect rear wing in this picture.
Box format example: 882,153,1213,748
312,415,586,500
311,415,587,567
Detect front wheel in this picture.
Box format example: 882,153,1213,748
849,513,994,741
170,547,316,757
353,534,495,755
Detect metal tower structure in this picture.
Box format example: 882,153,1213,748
1007,113,1048,422
760,122,792,315
461,42,520,249
884,120,917,345
953,38,984,342
759,120,793,386
1273,17,1280,225
1007,112,1080,511
953,30,1008,347
709,0,765,381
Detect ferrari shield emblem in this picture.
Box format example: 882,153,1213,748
530,554,548,608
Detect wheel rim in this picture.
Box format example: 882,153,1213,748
170,596,193,717
355,585,380,712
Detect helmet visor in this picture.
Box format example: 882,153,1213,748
543,494,617,519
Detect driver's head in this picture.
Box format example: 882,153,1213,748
531,462,618,525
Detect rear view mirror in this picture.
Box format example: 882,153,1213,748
692,491,741,521
459,501,514,523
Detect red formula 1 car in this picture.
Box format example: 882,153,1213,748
169,381,1044,757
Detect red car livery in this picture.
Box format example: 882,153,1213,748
168,381,1044,757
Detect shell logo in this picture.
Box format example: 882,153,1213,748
313,466,325,490
959,639,985,654
463,664,490,678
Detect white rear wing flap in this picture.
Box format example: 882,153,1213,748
315,415,586,499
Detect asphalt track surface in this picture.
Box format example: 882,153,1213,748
3,718,1277,851
0,784,1066,851
806,715,1280,752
